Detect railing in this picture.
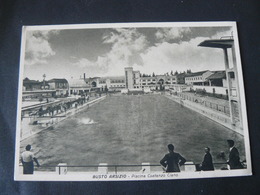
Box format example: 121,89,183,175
178,93,230,116
19,161,243,175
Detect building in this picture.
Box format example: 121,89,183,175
176,72,187,84
185,70,213,85
48,78,69,96
68,79,91,95
86,76,126,92
22,78,56,100
206,71,226,87
124,67,177,90
23,77,49,91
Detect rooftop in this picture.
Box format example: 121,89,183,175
206,71,226,80
68,79,91,88
48,78,68,83
185,70,209,77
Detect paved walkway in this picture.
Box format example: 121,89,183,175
165,93,243,135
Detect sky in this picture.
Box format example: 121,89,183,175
23,25,233,81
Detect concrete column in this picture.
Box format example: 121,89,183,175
56,163,68,175
141,162,151,173
98,163,108,174
223,48,234,124
183,161,196,172
232,46,243,127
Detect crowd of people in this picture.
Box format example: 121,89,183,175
36,96,88,118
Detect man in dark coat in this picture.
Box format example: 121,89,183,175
200,147,214,171
160,144,186,172
227,140,243,169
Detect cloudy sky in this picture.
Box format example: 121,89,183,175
23,25,233,81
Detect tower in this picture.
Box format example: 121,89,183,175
125,67,134,89
198,38,243,129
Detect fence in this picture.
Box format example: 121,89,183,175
178,93,230,116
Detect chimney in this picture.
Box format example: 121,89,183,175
84,73,86,80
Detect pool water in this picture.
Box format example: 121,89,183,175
20,95,245,171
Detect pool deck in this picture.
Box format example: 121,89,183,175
164,93,243,135
20,96,107,141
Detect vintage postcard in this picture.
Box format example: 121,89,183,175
14,22,252,181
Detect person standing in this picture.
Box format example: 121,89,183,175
200,147,214,171
21,145,40,174
227,140,243,169
160,144,186,172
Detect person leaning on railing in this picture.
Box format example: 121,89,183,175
200,147,214,171
21,144,40,174
160,144,186,172
227,140,244,169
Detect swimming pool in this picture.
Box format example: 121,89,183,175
20,95,245,171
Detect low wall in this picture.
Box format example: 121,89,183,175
192,85,227,95
165,95,243,135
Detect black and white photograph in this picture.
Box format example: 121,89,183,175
14,22,252,181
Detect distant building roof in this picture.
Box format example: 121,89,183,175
23,80,40,84
68,79,91,88
48,78,68,83
206,71,226,80
23,78,41,85
104,76,125,80
185,70,209,77
97,76,125,81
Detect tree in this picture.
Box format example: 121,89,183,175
187,69,192,74
152,72,155,77
170,70,173,76
174,71,179,75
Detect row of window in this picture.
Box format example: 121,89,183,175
110,85,125,87
98,80,125,84
186,76,203,81
140,78,176,82
140,82,176,86
111,80,125,83
140,79,156,82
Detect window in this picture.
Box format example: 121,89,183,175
230,72,235,78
